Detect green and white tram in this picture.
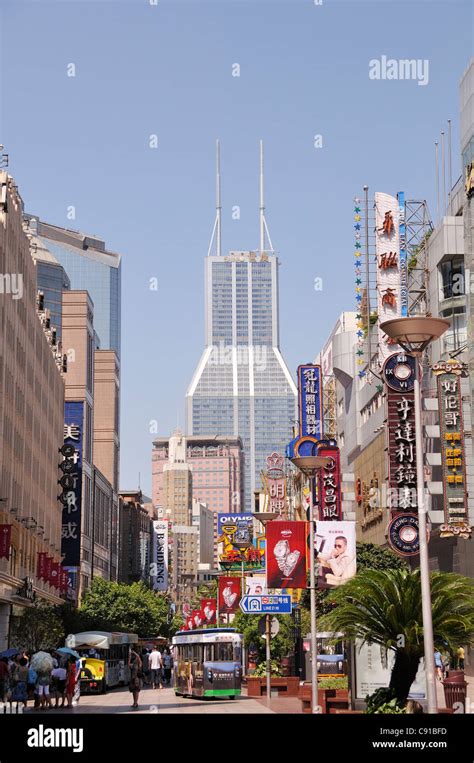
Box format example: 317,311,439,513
172,628,243,699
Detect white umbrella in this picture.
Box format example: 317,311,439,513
30,651,54,673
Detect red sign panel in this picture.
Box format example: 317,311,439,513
44,555,52,584
50,561,61,589
218,576,241,614
37,552,48,581
266,521,307,589
0,525,12,560
201,598,217,625
317,446,342,520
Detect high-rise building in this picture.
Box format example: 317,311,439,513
0,172,65,647
28,218,121,357
162,431,193,526
118,490,153,585
186,143,297,510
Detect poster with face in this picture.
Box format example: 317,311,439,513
315,521,357,589
266,521,307,590
218,576,241,614
201,598,217,624
245,575,267,595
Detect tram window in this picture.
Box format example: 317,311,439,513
204,644,214,662
234,645,242,662
216,643,233,661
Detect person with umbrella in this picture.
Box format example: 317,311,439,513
30,651,53,710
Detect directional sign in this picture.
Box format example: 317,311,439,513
239,595,292,614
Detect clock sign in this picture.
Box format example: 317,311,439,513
382,353,416,392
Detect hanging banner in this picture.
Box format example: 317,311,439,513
192,609,204,629
297,365,322,437
264,452,287,516
44,555,52,584
0,524,12,560
315,520,357,588
60,402,84,567
218,576,241,614
60,567,69,594
37,552,48,581
245,575,267,595
375,192,402,364
317,445,342,520
152,520,169,591
186,616,194,630
200,598,217,625
433,360,472,538
49,561,61,589
217,513,259,570
266,521,307,590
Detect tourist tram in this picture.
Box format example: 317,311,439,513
66,631,138,693
172,628,243,699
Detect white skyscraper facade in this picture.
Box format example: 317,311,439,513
186,143,297,511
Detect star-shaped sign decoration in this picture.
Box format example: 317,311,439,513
356,329,363,337
354,223,361,230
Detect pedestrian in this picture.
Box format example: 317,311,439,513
162,647,173,687
51,666,67,708
65,657,76,708
434,649,444,682
11,657,29,711
149,645,162,690
457,646,465,671
142,649,151,686
72,657,82,706
128,649,143,709
0,657,9,703
27,664,40,710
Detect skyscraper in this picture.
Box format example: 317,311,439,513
186,142,297,510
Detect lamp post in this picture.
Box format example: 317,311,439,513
289,454,331,714
381,316,449,714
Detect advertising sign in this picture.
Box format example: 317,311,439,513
192,609,204,629
266,521,307,590
314,520,356,588
0,525,11,560
317,445,342,520
398,191,408,317
152,520,169,591
200,598,217,625
240,594,292,614
37,552,47,581
387,513,422,557
355,640,426,700
297,364,322,437
387,389,417,512
217,513,260,570
218,576,241,614
60,402,84,567
245,575,267,595
264,452,287,516
433,361,472,538
375,192,402,363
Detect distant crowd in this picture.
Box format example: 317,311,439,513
0,650,83,712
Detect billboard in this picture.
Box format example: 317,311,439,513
315,520,356,588
245,575,267,595
59,402,84,568
152,520,169,591
297,365,322,437
217,513,260,571
355,640,425,700
266,521,307,590
218,576,241,614
317,445,342,520
375,192,402,363
200,598,217,625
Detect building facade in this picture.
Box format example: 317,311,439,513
118,490,153,585
0,173,65,648
186,250,297,511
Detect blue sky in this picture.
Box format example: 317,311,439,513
1,0,472,495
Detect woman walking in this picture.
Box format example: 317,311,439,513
128,649,143,709
65,657,76,708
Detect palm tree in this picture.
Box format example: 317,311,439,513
319,568,474,704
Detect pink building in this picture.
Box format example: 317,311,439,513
152,433,244,516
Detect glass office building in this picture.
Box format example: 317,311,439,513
186,252,297,511
28,220,121,357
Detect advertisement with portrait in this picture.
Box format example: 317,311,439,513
245,575,267,595
266,521,307,590
315,521,356,589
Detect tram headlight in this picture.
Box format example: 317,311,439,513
207,669,213,682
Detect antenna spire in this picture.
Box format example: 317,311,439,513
207,139,222,257
259,140,274,254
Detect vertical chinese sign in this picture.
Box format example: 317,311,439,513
0,524,11,559
297,365,322,438
375,192,402,364
317,445,342,520
59,401,84,601
433,361,472,538
265,452,287,517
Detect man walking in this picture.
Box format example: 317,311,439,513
149,646,162,690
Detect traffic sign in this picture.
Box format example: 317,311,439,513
239,595,292,614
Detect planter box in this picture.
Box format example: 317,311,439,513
246,676,300,697
299,682,349,714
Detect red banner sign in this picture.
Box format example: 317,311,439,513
60,568,69,593
317,446,342,520
266,521,307,589
50,561,61,589
0,525,12,560
218,576,241,614
201,598,217,625
186,616,194,630
37,552,48,580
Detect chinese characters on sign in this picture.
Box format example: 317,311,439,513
0,524,11,559
387,389,417,513
217,514,260,571
264,452,287,516
375,192,402,363
397,191,408,317
297,365,322,437
59,402,83,568
317,446,342,520
433,361,472,539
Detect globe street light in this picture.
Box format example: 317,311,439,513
381,316,449,714
290,454,331,715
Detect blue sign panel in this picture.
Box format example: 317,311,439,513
59,402,84,567
240,594,292,614
297,365,322,438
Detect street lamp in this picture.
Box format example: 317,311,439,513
289,454,331,715
381,316,449,714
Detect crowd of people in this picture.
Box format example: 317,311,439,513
0,650,82,712
128,645,173,709
434,646,466,681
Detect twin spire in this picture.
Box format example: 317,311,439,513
207,139,274,257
